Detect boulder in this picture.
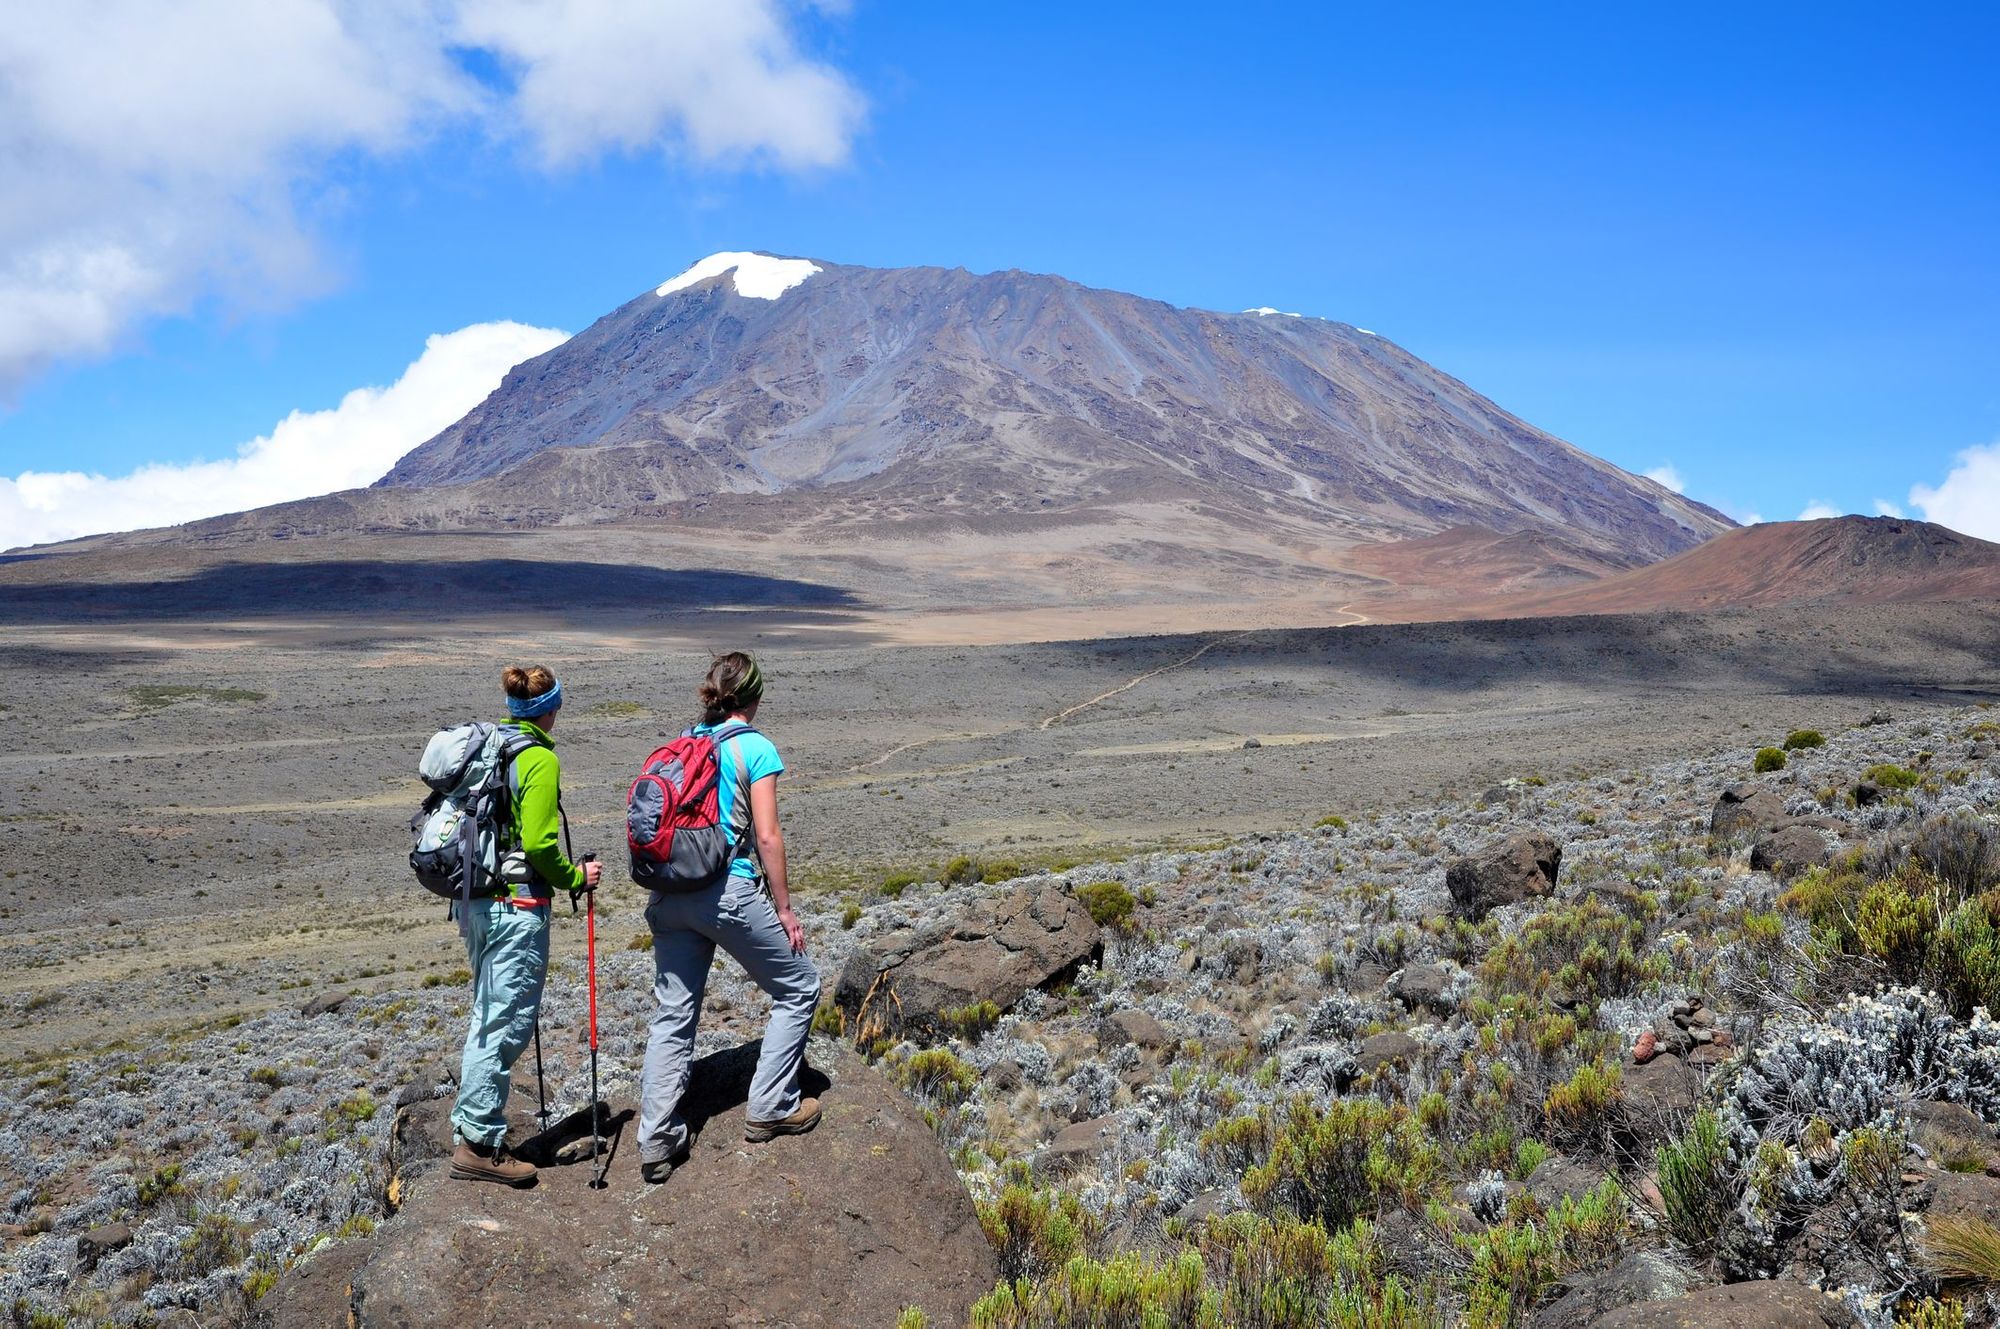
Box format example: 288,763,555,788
1388,963,1460,1015
1097,1009,1173,1053
1446,833,1561,919
1530,1249,1697,1328
1853,779,1885,807
76,1222,133,1275
1927,1169,2000,1226
300,991,349,1017
1592,1278,1856,1328
1525,1155,1611,1210
260,1038,997,1329
834,884,1102,1040
1750,822,1841,878
1618,1055,1700,1146
1710,784,1790,841
1036,1113,1122,1178
1354,1031,1421,1076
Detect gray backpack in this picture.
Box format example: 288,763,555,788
409,722,545,906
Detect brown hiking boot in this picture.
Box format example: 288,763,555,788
745,1097,821,1143
450,1139,538,1187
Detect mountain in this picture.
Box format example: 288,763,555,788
7,252,1750,636
1450,516,2000,618
368,252,1727,566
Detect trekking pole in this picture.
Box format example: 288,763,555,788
531,1017,553,1134
581,853,609,1189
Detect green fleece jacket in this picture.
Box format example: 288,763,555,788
505,719,585,893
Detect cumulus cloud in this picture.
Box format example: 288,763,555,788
1797,502,1842,521
1643,464,1685,494
1910,441,2000,542
1872,498,1905,518
0,1,863,391
0,320,567,551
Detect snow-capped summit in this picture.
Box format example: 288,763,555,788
656,252,822,300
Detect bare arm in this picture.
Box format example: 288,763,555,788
750,774,803,952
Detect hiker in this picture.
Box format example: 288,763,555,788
449,665,602,1187
636,652,821,1182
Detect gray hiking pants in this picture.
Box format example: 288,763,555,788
638,873,821,1163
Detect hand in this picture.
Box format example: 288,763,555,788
777,905,806,954
581,860,603,891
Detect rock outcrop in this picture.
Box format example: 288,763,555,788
1591,1278,1856,1327
260,1039,997,1329
1710,783,1789,841
1445,833,1561,919
834,883,1102,1040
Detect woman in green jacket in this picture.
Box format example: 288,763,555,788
450,664,602,1187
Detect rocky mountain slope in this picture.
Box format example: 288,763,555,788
367,252,1726,568
5,707,1999,1326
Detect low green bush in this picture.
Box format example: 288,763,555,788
1782,729,1827,750
897,1048,979,1108
1075,881,1137,929
1866,763,1920,789
977,1168,1100,1283
1657,1110,1736,1255
1227,1097,1440,1229
1754,747,1788,773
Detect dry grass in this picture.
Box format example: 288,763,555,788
1924,1214,2000,1284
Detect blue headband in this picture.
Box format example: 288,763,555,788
507,678,562,719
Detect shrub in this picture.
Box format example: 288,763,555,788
944,1000,1003,1039
1233,1097,1440,1229
1075,881,1137,930
881,871,920,898
423,968,472,988
1657,1110,1736,1255
179,1212,249,1276
1754,747,1788,773
1460,1181,1627,1328
1782,729,1827,750
944,857,983,885
841,902,863,930
976,1169,1099,1282
811,1004,845,1037
897,1048,979,1108
1542,1061,1623,1147
896,1309,929,1329
136,1162,185,1208
1899,1300,1969,1329
1909,810,2000,895
1316,814,1349,831
1866,763,1921,790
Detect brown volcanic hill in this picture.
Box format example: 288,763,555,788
1436,516,2000,619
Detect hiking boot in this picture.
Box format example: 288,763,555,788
640,1148,689,1185
744,1097,821,1143
450,1139,538,1188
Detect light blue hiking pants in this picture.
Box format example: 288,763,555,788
451,897,550,1148
639,874,822,1163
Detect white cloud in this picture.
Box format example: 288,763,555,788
1797,502,1842,521
0,1,863,391
0,320,566,551
1910,440,2000,541
1872,498,1905,518
1643,465,1684,494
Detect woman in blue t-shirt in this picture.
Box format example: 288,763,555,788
636,652,822,1181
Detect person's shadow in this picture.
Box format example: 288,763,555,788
680,1040,832,1148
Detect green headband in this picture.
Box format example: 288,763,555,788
738,657,764,702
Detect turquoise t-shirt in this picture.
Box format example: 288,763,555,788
693,722,784,878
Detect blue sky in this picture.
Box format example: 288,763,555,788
3,2,1996,545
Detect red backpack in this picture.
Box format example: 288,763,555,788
626,722,757,892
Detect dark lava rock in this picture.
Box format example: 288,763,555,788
1750,822,1840,878
76,1222,133,1274
1854,779,1885,807
1446,832,1561,919
985,1058,1025,1091
1354,1031,1421,1076
1927,1169,2000,1225
1525,1155,1611,1210
1592,1278,1856,1327
300,992,349,1018
1388,964,1458,1015
1710,783,1789,841
261,1039,995,1329
833,883,1102,1040
1618,1055,1700,1146
1241,737,1261,749
1531,1249,1696,1328
1098,1009,1173,1052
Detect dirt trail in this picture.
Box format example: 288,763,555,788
1038,632,1251,730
